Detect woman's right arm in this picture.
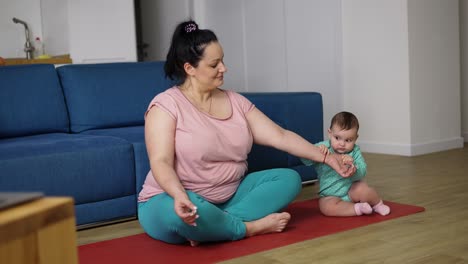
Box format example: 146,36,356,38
245,107,355,177
145,106,198,225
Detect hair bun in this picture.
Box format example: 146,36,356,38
184,22,198,33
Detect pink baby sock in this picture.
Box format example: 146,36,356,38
373,200,390,216
354,202,373,215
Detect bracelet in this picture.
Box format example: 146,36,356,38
322,152,328,163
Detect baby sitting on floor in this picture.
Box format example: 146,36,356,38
301,111,390,217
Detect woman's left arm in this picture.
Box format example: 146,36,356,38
246,108,354,177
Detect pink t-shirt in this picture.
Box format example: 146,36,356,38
138,87,255,203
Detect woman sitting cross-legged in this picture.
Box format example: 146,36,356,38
137,20,355,246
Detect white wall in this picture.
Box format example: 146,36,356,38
407,0,462,154
342,0,412,155
68,0,137,63
461,0,468,142
342,0,463,155
284,0,343,128
40,0,69,57
242,0,288,93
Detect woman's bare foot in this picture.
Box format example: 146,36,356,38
245,212,291,237
188,239,199,247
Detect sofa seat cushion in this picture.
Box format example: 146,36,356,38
0,133,136,205
0,64,69,138
82,126,149,194
75,195,136,226
57,62,176,133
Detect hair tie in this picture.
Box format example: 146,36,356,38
184,23,197,33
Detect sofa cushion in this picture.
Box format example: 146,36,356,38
75,196,136,226
57,61,176,133
0,64,69,138
0,133,136,207
81,126,149,194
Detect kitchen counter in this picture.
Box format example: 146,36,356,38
3,54,72,66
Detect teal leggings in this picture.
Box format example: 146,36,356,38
138,168,302,244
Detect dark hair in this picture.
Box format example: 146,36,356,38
164,20,218,83
330,111,359,131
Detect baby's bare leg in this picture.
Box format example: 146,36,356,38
319,196,365,216
348,181,380,205
244,212,291,237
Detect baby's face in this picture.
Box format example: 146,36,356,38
328,125,358,154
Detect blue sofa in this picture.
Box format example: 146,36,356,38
0,62,323,227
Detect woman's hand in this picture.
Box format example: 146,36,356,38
174,196,199,226
325,153,356,178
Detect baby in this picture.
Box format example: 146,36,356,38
302,111,390,216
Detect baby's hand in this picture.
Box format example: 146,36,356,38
342,154,354,168
318,145,329,155
341,154,353,163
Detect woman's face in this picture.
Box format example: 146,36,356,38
192,42,227,89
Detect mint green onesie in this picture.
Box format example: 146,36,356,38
301,140,367,202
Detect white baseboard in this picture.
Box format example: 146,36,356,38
359,137,464,156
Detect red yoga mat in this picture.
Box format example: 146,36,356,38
78,199,424,264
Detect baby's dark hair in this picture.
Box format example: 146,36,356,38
330,111,359,131
164,20,218,83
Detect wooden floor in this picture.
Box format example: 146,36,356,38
78,144,468,263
